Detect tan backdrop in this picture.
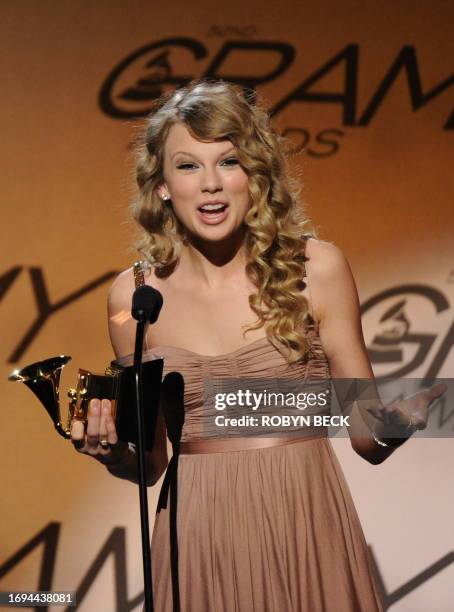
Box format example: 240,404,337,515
1,1,453,610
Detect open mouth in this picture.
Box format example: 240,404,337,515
198,203,228,215
197,202,229,224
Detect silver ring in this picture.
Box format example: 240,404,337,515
99,439,110,449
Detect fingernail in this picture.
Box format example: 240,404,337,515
71,420,84,438
91,399,100,408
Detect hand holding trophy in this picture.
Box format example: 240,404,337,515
8,353,163,452
71,398,131,466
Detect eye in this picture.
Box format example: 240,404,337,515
220,157,239,167
176,162,198,170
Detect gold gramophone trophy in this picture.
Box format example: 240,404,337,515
8,354,164,450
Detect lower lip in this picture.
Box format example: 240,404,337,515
197,206,229,225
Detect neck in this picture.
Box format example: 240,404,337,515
178,229,248,290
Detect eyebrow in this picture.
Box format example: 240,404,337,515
171,147,236,161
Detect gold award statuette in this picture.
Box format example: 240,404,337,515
8,354,164,450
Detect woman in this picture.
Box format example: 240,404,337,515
71,80,446,611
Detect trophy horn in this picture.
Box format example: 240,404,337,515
8,355,72,439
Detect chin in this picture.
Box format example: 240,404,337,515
190,224,243,244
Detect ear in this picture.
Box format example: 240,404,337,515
157,184,170,200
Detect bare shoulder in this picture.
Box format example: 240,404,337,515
107,264,165,359
107,267,137,316
304,237,358,324
305,237,348,275
108,266,152,359
108,263,162,313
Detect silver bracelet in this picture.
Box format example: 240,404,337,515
371,431,389,447
372,414,415,448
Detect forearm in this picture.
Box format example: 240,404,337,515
346,399,412,465
106,444,167,486
353,427,409,465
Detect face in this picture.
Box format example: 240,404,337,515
158,123,250,243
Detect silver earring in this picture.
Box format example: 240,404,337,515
162,194,170,201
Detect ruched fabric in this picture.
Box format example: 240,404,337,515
118,328,384,612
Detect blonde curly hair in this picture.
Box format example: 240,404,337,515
131,79,318,363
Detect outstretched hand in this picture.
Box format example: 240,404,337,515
366,382,448,437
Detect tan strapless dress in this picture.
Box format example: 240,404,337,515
119,328,384,612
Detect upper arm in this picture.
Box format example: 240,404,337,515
107,268,169,475
107,268,138,359
306,239,382,451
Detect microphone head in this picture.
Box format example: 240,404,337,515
131,285,163,323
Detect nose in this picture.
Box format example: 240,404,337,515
200,165,222,194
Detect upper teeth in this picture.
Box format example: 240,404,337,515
200,203,225,211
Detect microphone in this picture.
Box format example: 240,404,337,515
132,285,163,324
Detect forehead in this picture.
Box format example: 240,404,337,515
164,123,233,157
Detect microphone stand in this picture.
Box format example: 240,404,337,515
133,317,154,612
131,284,164,611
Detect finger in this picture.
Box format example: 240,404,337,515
86,399,101,454
105,410,119,446
411,384,447,420
425,383,448,404
103,414,129,463
414,417,427,431
70,419,86,451
98,399,111,456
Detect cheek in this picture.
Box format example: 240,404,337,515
168,174,199,198
226,171,250,197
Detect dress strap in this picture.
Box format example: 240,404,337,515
133,260,151,351
133,260,146,288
